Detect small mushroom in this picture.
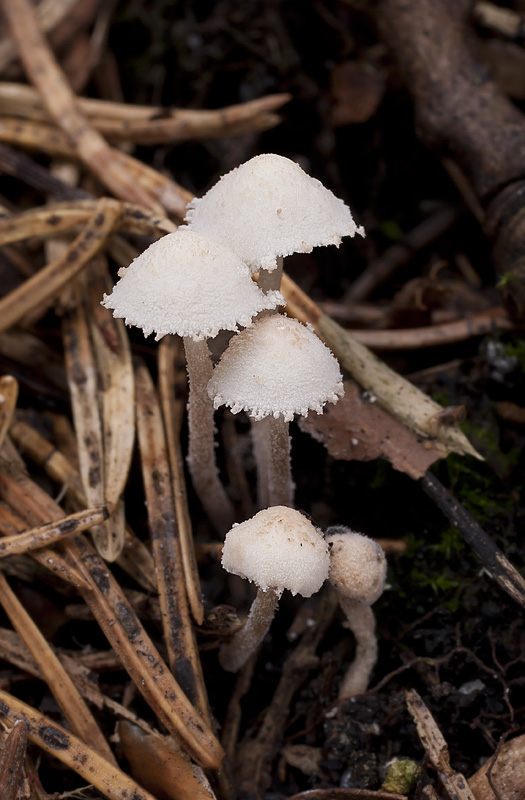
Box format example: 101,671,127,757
185,153,364,292
325,527,387,699
208,314,344,507
102,229,283,531
220,506,330,672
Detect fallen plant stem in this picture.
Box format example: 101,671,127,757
63,292,118,560
135,360,212,723
0,689,159,800
0,570,116,765
9,417,157,593
1,0,164,212
0,197,121,334
0,375,18,450
346,203,463,301
158,336,204,625
0,483,91,592
420,472,525,609
0,720,27,800
287,791,407,800
0,626,174,742
0,452,225,769
0,196,175,247
0,504,108,558
0,0,80,73
119,721,217,800
344,307,513,349
405,688,477,800
0,101,289,148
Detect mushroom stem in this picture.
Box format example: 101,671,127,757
251,419,269,509
267,415,293,507
257,256,284,294
219,587,279,672
252,416,295,508
338,597,378,699
252,415,294,508
183,336,235,532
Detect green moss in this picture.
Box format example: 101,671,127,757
503,336,525,370
380,759,421,795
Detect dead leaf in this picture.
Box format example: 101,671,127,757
329,60,385,126
469,733,525,800
299,380,443,479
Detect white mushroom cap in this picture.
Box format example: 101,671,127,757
221,506,330,597
208,315,344,422
326,528,387,606
185,153,364,273
101,229,284,341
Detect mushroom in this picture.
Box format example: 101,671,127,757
185,153,364,293
325,527,387,699
102,228,284,531
220,506,330,672
208,314,344,508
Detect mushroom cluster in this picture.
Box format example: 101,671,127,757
185,153,364,293
102,228,283,530
103,152,362,527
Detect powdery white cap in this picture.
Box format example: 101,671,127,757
326,528,387,606
222,506,330,597
185,153,364,273
208,315,344,422
101,229,284,341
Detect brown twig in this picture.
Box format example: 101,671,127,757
0,0,80,73
135,360,212,724
0,197,121,334
0,689,159,800
0,3,192,218
0,720,27,800
344,307,513,349
287,791,406,800
405,689,477,800
0,103,288,149
0,489,91,592
85,258,135,559
346,204,463,301
9,416,157,593
0,504,108,557
62,285,121,561
157,337,204,626
0,570,116,765
0,625,175,740
119,721,217,800
420,472,525,609
1,0,162,212
0,375,17,451
0,451,225,769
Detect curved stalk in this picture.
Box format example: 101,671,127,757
219,587,279,672
184,336,235,532
338,597,378,699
